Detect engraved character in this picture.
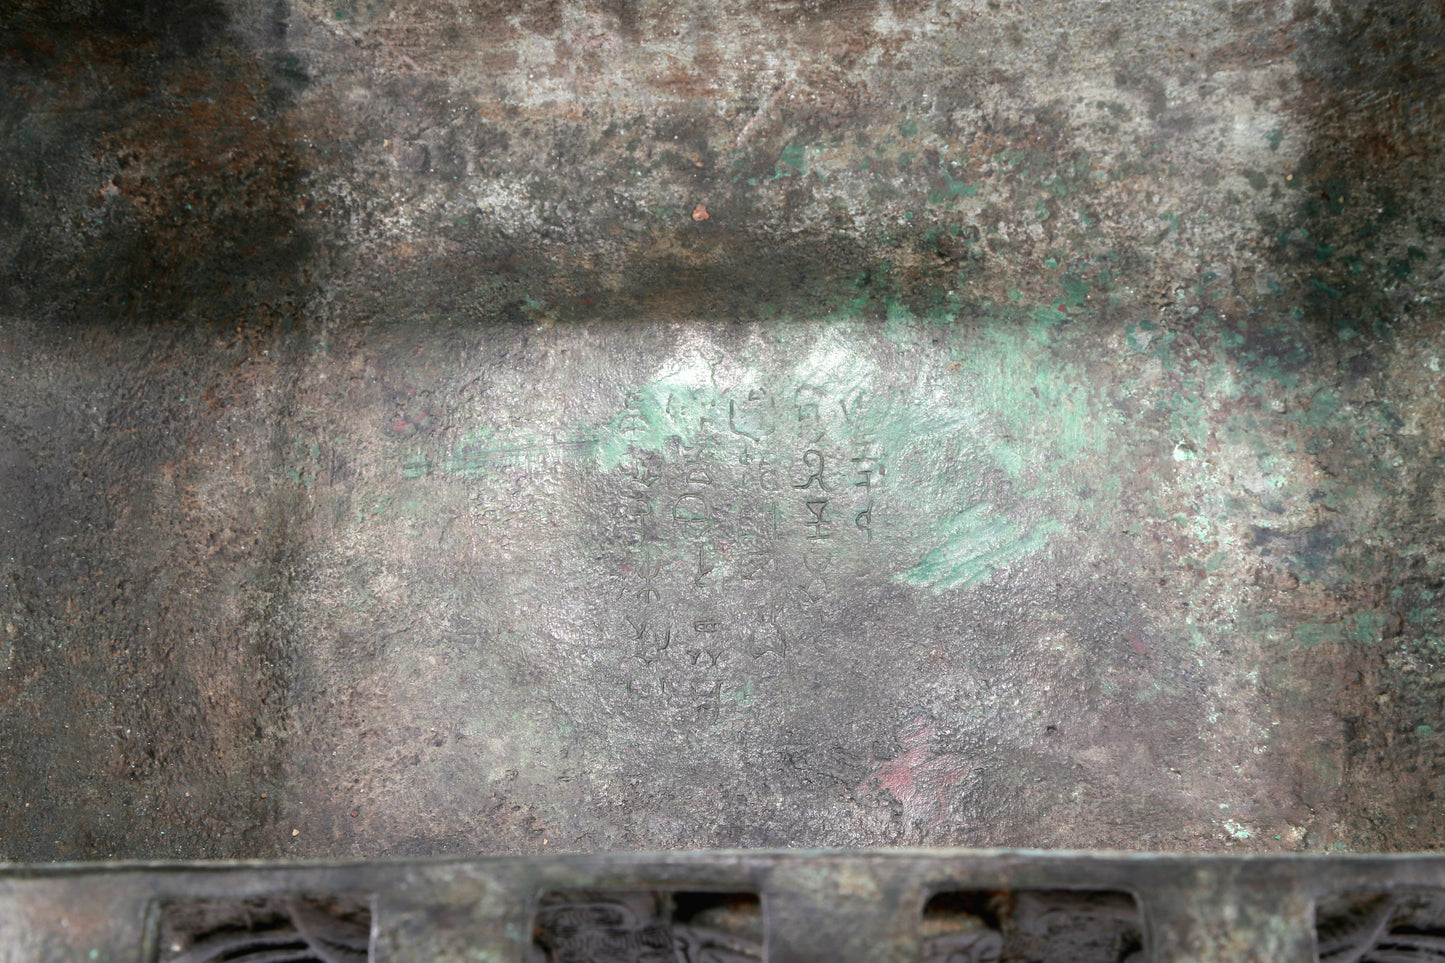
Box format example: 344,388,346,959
696,680,723,723
852,455,884,490
729,399,763,442
801,553,830,601
622,489,652,517
793,450,830,491
804,499,832,539
740,553,775,581
856,502,873,542
694,544,716,587
630,560,662,603
758,458,781,492
630,621,670,664
747,620,787,659
796,398,826,444
672,493,712,531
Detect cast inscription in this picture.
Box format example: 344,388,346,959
600,382,886,722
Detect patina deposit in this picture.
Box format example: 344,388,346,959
0,0,1441,861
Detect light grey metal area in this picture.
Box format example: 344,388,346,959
5,851,1445,963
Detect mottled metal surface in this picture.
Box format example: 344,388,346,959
6,850,1445,962
0,0,1443,861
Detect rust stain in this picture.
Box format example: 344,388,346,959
861,718,972,828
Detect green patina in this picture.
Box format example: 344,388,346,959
1058,274,1090,308
926,163,976,204
1352,610,1386,645
1135,677,1178,704
900,503,1060,591
414,289,1289,605
725,679,757,709
1292,620,1346,647
444,429,497,477
600,312,1115,591
1125,321,1176,366
1169,391,1210,452
777,142,808,177
1302,390,1343,428
592,357,714,471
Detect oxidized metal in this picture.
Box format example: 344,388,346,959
1,0,1444,870
5,851,1445,962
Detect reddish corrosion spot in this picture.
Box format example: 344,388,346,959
859,717,971,828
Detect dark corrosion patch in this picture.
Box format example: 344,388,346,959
533,891,762,963
154,893,374,963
